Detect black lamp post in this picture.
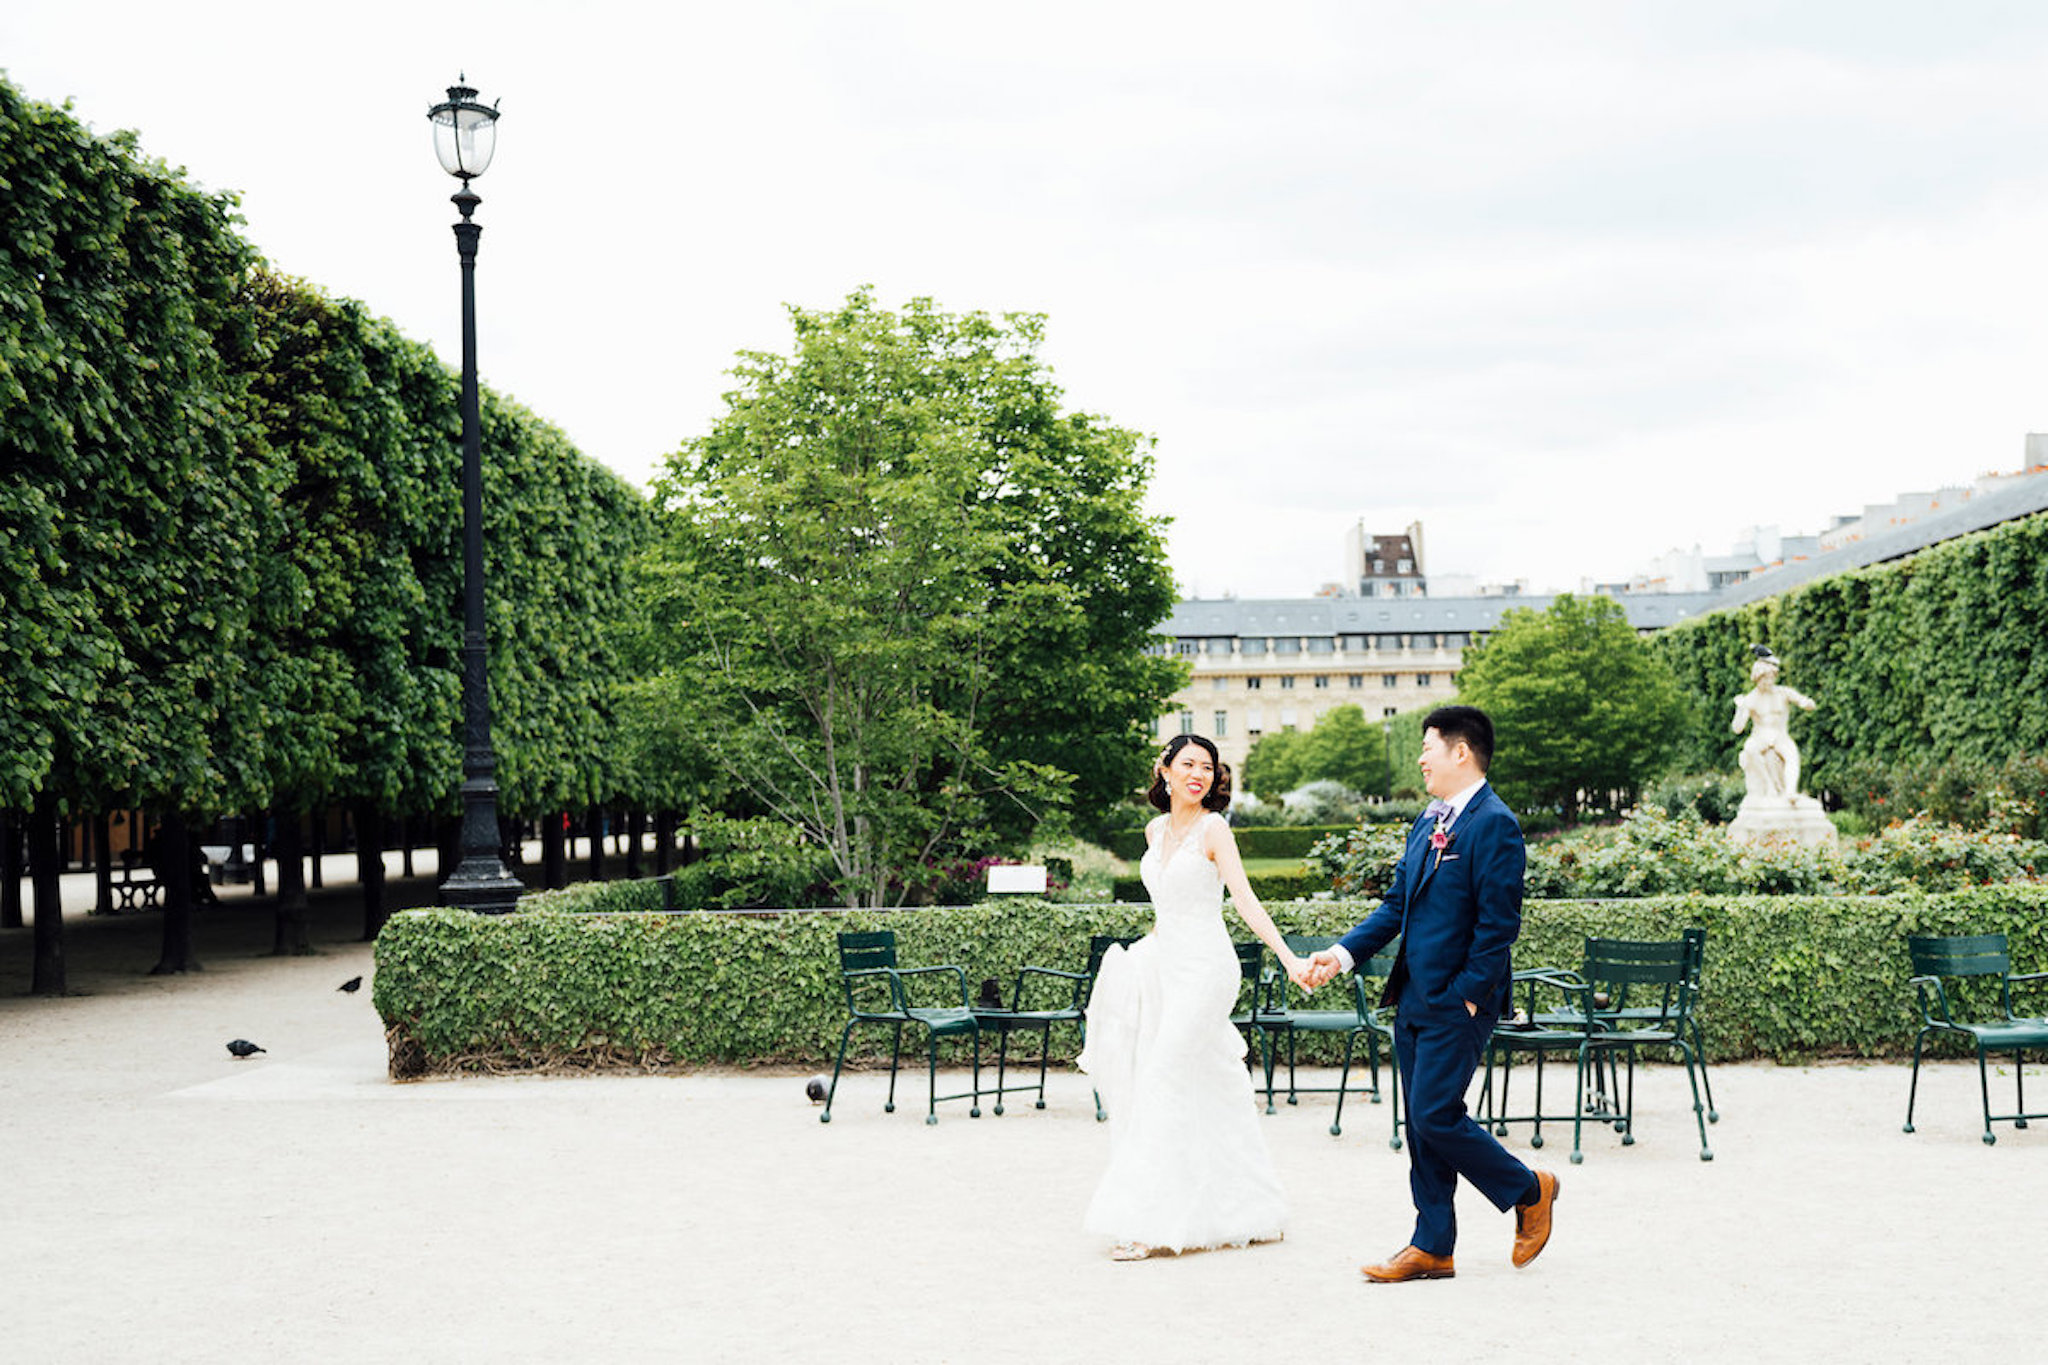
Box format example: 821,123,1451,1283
428,77,522,914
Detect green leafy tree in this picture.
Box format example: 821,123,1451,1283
1245,706,1389,799
1243,729,1309,799
1,79,272,981
1298,704,1390,796
1456,593,1685,822
638,290,1178,906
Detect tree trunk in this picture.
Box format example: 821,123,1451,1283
624,809,645,879
1,810,24,930
585,810,604,882
541,812,567,890
434,815,460,887
653,810,677,875
29,798,67,994
271,807,312,956
149,812,202,976
356,802,388,941
251,811,268,896
91,812,113,916
308,807,325,889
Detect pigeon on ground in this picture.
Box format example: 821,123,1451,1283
338,976,363,993
226,1039,265,1059
805,1076,829,1103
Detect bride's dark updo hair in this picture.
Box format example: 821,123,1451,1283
1147,733,1233,813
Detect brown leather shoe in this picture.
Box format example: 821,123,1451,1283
1511,1171,1560,1268
1360,1246,1455,1282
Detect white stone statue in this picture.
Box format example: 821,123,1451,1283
1726,647,1837,846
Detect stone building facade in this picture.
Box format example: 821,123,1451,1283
1150,591,1717,771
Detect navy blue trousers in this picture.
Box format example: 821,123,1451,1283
1396,1005,1535,1256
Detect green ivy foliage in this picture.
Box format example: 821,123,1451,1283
1651,510,2048,793
372,885,2048,1073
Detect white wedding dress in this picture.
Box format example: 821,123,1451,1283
1078,811,1288,1251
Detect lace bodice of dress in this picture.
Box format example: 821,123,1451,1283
1138,812,1225,922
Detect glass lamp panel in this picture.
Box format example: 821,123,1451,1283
431,103,498,178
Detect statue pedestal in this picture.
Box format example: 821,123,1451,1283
1728,794,1838,847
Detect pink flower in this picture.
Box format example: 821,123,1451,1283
1430,829,1451,852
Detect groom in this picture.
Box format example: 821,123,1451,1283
1306,705,1559,1282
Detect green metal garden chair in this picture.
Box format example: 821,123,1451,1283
979,933,1140,1119
1343,948,1405,1148
819,930,984,1126
1253,934,1392,1131
1904,933,2048,1145
1479,966,1607,1156
1483,937,1713,1164
1228,940,1275,1098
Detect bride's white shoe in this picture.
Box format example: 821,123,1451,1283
1109,1241,1157,1261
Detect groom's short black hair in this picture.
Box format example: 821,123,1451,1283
1423,705,1494,772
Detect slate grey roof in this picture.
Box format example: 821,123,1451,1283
1164,478,2048,637
1711,477,2048,609
1162,591,1721,639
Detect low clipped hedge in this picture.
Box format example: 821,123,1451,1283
1106,824,1356,862
1109,869,1321,903
373,885,2048,1076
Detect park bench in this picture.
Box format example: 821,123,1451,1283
112,849,162,911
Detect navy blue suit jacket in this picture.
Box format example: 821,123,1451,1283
1337,783,1526,1018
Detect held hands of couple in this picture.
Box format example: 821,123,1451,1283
1302,949,1344,991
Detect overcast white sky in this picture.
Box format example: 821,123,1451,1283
10,1,2048,597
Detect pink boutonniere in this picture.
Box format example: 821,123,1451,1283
1430,827,1453,853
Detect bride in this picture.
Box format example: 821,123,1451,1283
1079,733,1311,1261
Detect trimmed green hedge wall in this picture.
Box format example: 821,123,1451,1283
374,885,2048,1075
1108,870,1321,902
1106,824,1377,861
1650,508,2048,787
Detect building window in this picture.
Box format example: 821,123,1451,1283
1246,676,1262,690
1417,673,1432,686
1382,674,1399,688
1313,675,1329,689
1213,711,1229,736
1280,708,1299,730
1213,677,1229,691
1241,639,1267,656
1348,674,1364,688
1176,640,1197,655
1280,676,1296,690
1384,707,1399,718
1275,638,1301,655
1308,637,1334,654
1398,559,1412,574
1179,710,1195,735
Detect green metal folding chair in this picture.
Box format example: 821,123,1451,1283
820,930,984,1126
1904,933,2048,1145
1253,934,1391,1132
